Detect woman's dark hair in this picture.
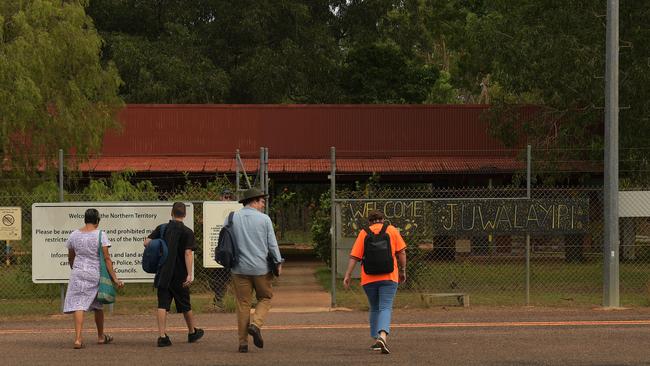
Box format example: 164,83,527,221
368,210,385,224
84,208,100,225
172,202,186,218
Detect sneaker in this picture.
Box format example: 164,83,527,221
188,328,204,343
247,324,264,348
157,334,172,347
213,304,226,313
376,337,390,354
213,298,226,312
238,344,249,353
370,339,382,351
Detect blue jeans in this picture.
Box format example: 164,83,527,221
363,280,398,338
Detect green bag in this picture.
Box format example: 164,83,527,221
97,231,116,304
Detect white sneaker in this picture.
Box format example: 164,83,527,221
376,337,390,354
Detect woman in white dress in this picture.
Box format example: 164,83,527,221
64,208,124,349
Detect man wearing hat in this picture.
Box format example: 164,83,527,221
229,188,283,353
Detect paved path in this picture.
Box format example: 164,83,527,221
5,259,650,364
3,308,650,365
270,259,332,312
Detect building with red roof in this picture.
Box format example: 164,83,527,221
80,104,532,186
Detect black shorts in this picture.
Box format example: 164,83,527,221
157,283,191,313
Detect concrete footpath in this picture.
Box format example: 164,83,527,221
270,259,332,312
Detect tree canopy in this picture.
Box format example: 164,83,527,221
4,0,649,182
0,0,122,176
461,1,649,183
87,0,458,104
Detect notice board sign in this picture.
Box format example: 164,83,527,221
202,201,242,268
31,202,194,284
0,207,21,240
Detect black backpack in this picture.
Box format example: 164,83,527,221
214,212,238,270
362,222,394,275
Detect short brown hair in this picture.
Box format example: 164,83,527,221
368,210,384,223
172,202,186,218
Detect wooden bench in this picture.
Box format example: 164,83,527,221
420,293,470,307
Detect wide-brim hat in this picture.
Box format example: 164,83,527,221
238,188,267,204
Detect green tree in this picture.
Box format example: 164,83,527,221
102,28,230,103
460,1,650,183
205,0,343,103
88,0,343,103
336,0,469,103
310,190,332,266
342,41,439,103
0,0,122,175
271,186,297,240
87,0,230,103
82,171,158,201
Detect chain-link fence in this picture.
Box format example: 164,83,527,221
333,186,650,308
0,192,234,318
1,180,649,316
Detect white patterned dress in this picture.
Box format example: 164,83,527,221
63,230,111,313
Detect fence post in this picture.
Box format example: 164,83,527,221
330,147,336,308
525,145,531,305
264,147,269,215
58,149,64,202
259,147,265,193
58,149,65,312
236,149,240,194
603,0,620,308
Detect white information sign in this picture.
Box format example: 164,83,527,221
619,191,650,217
203,201,242,268
31,202,194,284
0,207,21,240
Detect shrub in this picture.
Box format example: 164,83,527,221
310,190,331,266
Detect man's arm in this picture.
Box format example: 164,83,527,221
397,249,407,283
343,230,367,289
182,229,195,287
143,225,160,247
343,256,360,289
266,217,282,274
182,249,193,287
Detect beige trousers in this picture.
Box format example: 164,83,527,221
231,273,274,345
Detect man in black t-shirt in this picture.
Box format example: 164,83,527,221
144,202,204,347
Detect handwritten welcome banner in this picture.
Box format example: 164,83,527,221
340,199,589,237
432,199,589,234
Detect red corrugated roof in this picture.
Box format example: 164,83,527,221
79,104,537,175
79,156,523,174
101,104,533,159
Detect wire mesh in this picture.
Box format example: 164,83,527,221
333,186,650,308
0,192,231,317
1,183,649,315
